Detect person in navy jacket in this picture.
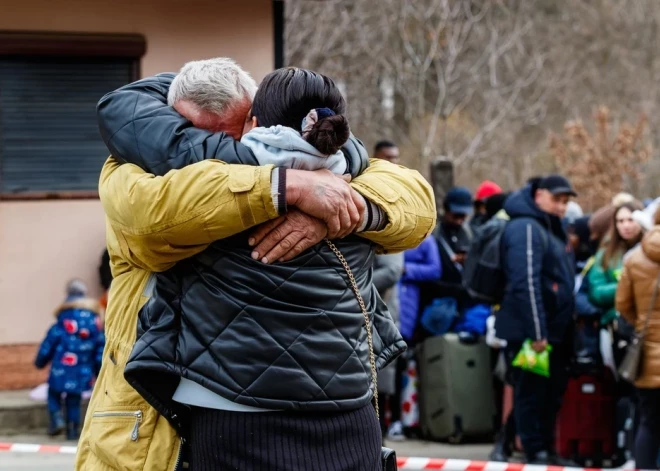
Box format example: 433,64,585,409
35,280,105,439
495,175,576,465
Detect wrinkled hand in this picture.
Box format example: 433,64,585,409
249,210,328,264
286,169,365,239
531,339,548,353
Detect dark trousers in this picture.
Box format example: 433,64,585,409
507,342,569,458
189,404,381,471
635,388,660,469
47,389,81,424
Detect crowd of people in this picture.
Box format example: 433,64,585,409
374,142,660,468
30,55,659,470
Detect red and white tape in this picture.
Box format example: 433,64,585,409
396,458,638,470
0,442,641,471
0,442,77,454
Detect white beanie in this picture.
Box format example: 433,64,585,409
565,201,584,223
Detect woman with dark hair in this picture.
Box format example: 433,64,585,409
125,67,405,471
588,202,645,325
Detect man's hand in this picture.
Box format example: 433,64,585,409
285,169,365,239
249,210,328,264
531,339,548,353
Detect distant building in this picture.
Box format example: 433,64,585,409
0,0,283,389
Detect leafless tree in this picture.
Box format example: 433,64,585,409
285,0,660,198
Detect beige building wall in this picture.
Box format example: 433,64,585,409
0,0,274,349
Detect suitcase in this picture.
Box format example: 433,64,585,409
418,334,496,442
555,370,619,466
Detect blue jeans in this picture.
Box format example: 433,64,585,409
47,389,81,424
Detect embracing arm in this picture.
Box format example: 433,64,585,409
97,74,368,178
100,157,279,272
97,73,259,175
351,159,437,253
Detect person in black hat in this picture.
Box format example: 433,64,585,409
493,174,578,465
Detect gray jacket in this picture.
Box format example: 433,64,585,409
373,253,404,395
373,253,404,324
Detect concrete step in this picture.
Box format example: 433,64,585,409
0,390,88,436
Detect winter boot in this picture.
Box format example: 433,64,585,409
47,411,65,436
548,451,579,467
528,451,551,465
488,432,513,462
66,422,80,441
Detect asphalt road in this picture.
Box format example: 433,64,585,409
0,434,492,471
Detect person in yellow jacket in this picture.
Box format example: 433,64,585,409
75,158,435,471
76,65,436,471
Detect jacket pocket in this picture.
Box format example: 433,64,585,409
88,406,155,471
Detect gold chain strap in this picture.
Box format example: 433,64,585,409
324,239,379,420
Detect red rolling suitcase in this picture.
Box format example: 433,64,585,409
555,370,619,466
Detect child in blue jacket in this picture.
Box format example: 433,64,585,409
35,280,105,439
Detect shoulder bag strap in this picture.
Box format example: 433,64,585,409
325,239,379,420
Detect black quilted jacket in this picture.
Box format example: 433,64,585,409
97,74,406,434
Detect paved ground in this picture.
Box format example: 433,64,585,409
0,434,492,470
0,435,77,471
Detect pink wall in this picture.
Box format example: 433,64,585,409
0,0,274,345
0,0,274,80
0,202,106,344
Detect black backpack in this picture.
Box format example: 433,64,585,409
462,217,508,304
463,216,549,304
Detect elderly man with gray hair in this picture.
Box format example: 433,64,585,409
76,58,436,470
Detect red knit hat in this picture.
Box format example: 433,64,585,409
475,181,503,202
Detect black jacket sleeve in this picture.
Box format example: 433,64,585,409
97,73,259,175
97,73,369,177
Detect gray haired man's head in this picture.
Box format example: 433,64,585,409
168,57,258,139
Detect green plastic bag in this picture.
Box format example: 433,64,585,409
511,339,552,377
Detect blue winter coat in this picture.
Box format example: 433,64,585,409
35,298,105,394
495,186,575,344
399,235,442,340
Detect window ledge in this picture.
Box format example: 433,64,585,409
0,191,99,201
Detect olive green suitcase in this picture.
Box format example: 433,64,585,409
418,334,496,442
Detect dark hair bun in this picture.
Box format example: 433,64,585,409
305,114,350,155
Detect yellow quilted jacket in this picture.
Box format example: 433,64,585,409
75,157,436,471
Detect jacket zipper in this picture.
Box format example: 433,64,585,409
92,410,142,441
173,438,183,471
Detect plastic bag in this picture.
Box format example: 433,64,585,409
512,339,552,377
